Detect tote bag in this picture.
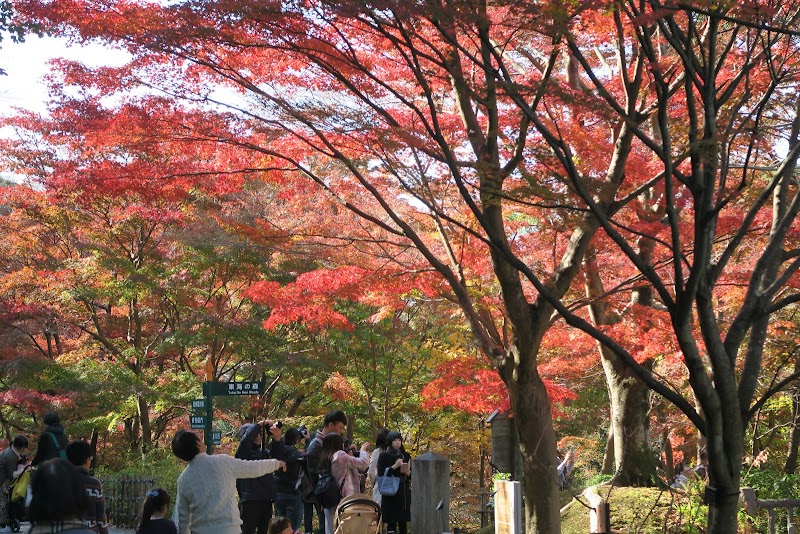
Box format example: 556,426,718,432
376,467,400,497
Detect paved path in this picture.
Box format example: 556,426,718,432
14,524,133,534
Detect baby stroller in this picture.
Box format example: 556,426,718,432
6,464,32,533
334,493,381,534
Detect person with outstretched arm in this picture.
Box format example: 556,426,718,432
171,430,286,534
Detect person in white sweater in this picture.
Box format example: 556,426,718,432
367,427,389,505
171,430,286,534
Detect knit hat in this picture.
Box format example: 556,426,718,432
386,431,402,445
237,423,257,440
43,412,60,426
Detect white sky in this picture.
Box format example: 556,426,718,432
0,36,130,183
0,35,127,114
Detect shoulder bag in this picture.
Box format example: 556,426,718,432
314,471,345,508
376,467,400,497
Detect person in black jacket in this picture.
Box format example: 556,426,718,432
31,412,68,466
236,420,282,534
377,431,411,534
272,428,305,532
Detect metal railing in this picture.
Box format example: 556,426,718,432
99,475,156,528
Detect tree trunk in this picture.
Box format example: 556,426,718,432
585,250,656,485
286,394,305,417
136,393,151,455
602,352,656,485
601,431,614,475
706,480,742,534
662,430,674,482
509,374,561,533
701,382,745,534
784,387,800,474
90,429,99,469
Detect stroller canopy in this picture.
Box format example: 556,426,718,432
334,493,382,534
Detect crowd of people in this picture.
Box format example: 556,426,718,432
0,411,109,534
174,409,412,534
0,409,412,534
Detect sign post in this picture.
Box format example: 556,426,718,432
206,392,214,453
195,381,265,454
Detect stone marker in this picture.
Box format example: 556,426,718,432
411,451,450,534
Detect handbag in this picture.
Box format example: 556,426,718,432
376,467,401,497
313,471,345,508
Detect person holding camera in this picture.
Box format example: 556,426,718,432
236,420,284,534
272,427,306,533
297,425,317,534
318,433,370,534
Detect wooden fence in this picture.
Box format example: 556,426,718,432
100,475,156,528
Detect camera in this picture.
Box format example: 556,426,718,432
272,421,283,429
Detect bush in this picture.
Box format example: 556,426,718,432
742,467,800,499
95,447,184,500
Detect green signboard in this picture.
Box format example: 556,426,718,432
190,415,206,429
203,381,264,396
195,381,264,454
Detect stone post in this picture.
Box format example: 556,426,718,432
411,451,450,534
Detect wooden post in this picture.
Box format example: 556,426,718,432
590,503,610,534
585,488,610,534
410,451,450,534
494,480,522,534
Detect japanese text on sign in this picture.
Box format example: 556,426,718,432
228,382,260,394
203,381,264,396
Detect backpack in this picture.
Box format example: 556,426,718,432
48,432,67,460
297,467,316,503
314,471,345,508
